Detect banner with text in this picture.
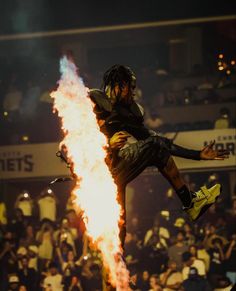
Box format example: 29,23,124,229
166,128,236,171
0,143,70,180
0,129,235,180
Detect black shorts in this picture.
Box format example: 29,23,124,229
111,135,171,187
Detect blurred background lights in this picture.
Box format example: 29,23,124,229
22,135,29,142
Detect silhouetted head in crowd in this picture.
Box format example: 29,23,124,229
168,260,177,271
182,251,194,267
8,274,19,290
21,256,29,269
176,231,185,243
48,262,59,276
14,208,24,220
142,270,150,281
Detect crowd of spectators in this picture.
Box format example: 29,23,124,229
0,178,236,291
0,56,236,146
0,55,235,290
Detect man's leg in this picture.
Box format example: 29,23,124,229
159,156,193,208
113,136,221,222
159,155,221,220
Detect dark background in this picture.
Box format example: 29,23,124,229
0,0,235,34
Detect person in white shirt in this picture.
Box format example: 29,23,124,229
0,199,7,225
182,251,206,280
160,260,183,291
37,188,57,222
214,107,231,129
54,218,78,255
15,191,33,218
43,262,63,291
144,218,170,249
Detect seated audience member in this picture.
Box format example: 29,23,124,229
214,107,231,129
226,197,236,234
160,260,183,291
67,276,83,291
81,259,102,290
168,231,188,271
128,215,143,241
203,224,227,250
18,285,27,291
7,274,20,291
182,251,206,280
65,208,85,241
54,217,78,255
224,232,236,285
138,270,150,291
16,246,27,270
215,216,228,238
10,208,26,243
0,231,18,290
194,241,211,272
19,224,36,247
43,261,63,291
182,267,211,291
208,237,226,282
144,217,169,248
143,220,169,274
213,275,234,291
208,236,228,288
183,223,195,246
28,244,39,271
129,267,139,290
204,204,220,225
14,191,33,220
37,188,57,222
36,221,54,264
149,274,162,291
205,173,220,189
162,188,179,221
124,232,140,267
17,256,38,290
56,248,81,290
0,197,7,226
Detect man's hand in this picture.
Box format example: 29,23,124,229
109,131,130,149
200,140,229,160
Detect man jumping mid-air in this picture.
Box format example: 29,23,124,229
89,65,229,247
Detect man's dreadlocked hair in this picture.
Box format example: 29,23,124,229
101,64,136,101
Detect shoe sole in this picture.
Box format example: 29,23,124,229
188,184,222,222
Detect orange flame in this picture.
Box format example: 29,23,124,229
51,56,129,289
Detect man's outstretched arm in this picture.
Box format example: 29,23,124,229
108,131,229,160
162,138,229,161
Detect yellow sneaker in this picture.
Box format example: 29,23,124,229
184,183,221,221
